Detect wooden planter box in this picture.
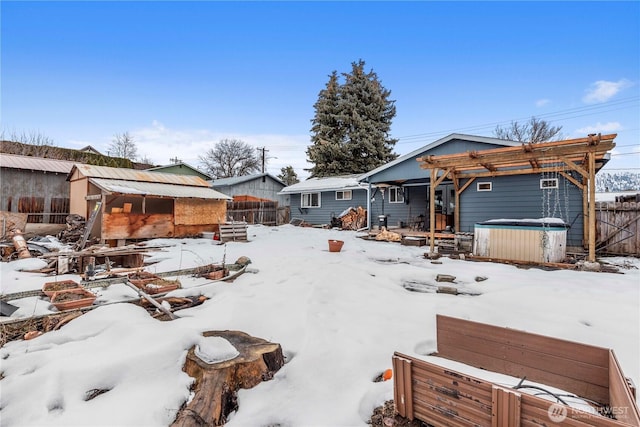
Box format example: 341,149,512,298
50,289,97,311
42,280,82,297
193,264,229,280
129,273,181,295
393,315,640,426
128,271,162,286
401,237,426,247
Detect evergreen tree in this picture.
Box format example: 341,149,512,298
306,60,397,177
278,165,300,186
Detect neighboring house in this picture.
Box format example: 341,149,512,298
360,133,616,249
209,173,287,206
146,162,212,181
279,174,370,225
0,153,77,223
79,145,103,156
67,164,231,243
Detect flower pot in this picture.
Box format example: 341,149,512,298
42,280,82,297
50,289,97,311
328,240,344,253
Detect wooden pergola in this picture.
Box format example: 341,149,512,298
417,133,617,262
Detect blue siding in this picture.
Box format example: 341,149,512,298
369,186,426,227
290,189,369,225
366,140,509,183
460,174,584,246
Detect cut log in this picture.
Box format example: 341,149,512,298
172,330,284,427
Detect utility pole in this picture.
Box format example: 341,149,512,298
258,147,268,173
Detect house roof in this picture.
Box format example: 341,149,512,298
359,133,521,181
279,174,368,194
79,145,102,155
146,162,213,180
210,173,285,187
0,153,77,174
89,178,231,199
69,164,210,187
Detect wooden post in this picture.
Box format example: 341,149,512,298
583,175,589,248
588,152,596,261
429,168,437,254
453,176,460,233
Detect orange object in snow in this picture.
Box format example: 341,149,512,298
383,369,393,381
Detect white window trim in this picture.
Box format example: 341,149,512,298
477,182,493,192
335,190,352,201
540,178,558,189
389,186,404,203
301,192,321,208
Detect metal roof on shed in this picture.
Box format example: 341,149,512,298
89,178,232,199
70,164,210,186
0,153,77,173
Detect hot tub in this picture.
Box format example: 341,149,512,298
473,218,568,263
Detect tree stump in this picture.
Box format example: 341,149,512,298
172,330,284,426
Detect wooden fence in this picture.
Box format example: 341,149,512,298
393,315,640,426
596,202,639,256
226,201,289,226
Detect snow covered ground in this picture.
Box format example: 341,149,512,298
0,224,638,426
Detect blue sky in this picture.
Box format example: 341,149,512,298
2,1,639,179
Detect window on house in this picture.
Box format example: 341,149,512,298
540,178,558,189
301,192,321,208
389,186,404,203
477,182,492,192
335,190,352,201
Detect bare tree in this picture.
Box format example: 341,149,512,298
1,129,57,157
199,139,260,178
109,132,138,160
493,117,563,143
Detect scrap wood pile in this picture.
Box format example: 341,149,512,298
375,227,402,242
57,214,88,244
338,206,367,230
36,244,158,277
0,311,83,346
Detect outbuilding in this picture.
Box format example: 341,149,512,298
67,164,231,243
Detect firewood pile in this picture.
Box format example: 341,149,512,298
339,206,367,230
57,214,87,244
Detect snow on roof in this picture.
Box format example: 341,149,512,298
278,174,368,194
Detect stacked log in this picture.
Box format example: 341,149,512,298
340,206,367,230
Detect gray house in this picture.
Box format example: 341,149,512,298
279,174,371,225
209,173,287,205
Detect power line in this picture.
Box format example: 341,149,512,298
395,96,640,144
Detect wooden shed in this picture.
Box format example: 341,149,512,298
67,164,231,243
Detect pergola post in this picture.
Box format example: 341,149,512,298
429,168,437,254
588,152,597,262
